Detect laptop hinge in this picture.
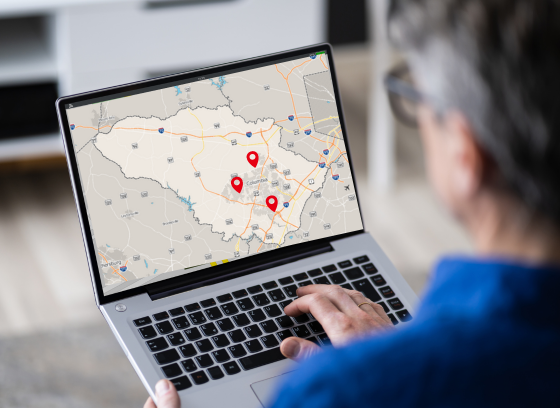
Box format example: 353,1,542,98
147,241,334,301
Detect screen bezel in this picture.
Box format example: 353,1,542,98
56,43,366,306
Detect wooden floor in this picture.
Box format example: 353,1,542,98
0,46,472,338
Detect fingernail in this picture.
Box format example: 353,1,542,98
156,380,171,396
283,339,301,359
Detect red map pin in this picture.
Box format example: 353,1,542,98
247,151,259,168
266,195,278,212
231,177,243,193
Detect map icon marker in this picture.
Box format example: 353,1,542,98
266,195,278,212
231,177,243,193
247,151,259,168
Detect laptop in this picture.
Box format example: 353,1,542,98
56,44,419,408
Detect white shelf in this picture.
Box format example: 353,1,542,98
0,134,64,162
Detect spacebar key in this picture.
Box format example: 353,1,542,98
239,347,286,370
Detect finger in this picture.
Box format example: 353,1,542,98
155,380,181,408
295,284,364,315
345,290,391,323
144,397,156,408
280,337,321,361
284,290,343,325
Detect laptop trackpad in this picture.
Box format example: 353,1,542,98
251,372,293,408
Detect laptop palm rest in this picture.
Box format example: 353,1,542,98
251,372,293,408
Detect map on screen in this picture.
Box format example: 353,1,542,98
66,51,363,295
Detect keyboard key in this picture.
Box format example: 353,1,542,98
388,298,404,310
308,336,320,346
217,318,234,332
380,286,396,298
228,327,247,343
133,316,152,327
191,371,209,385
156,321,174,335
232,289,248,299
220,302,239,316
217,294,233,303
353,255,370,264
276,329,292,342
322,264,337,273
167,332,186,346
276,316,294,329
179,344,197,358
268,289,286,302
260,319,279,333
352,279,382,302
185,303,201,312
184,328,202,341
252,293,270,307
138,326,157,339
261,335,279,348
292,325,311,338
247,285,263,294
308,268,323,277
249,309,267,322
278,276,294,285
308,321,324,334
338,260,352,269
208,366,224,380
239,347,285,370
371,275,387,286
228,344,247,358
195,339,214,353
188,311,207,325
232,313,250,327
362,263,378,274
313,276,330,285
293,272,308,281
171,375,192,391
153,311,170,321
388,314,399,325
236,298,255,311
263,304,282,317
154,348,180,365
211,349,230,363
223,361,241,375
262,281,278,290
318,333,332,346
397,309,413,322
329,272,346,284
211,334,230,348
244,340,263,353
181,359,198,372
168,307,185,317
342,267,364,280
283,285,298,298
279,300,293,309
195,354,214,368
377,302,390,313
200,323,219,337
161,363,182,378
298,280,312,287
294,314,309,324
341,283,353,290
204,307,223,320
172,316,190,330
200,298,216,308
146,337,168,352
244,324,263,338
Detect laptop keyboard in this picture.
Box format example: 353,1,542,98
133,255,413,391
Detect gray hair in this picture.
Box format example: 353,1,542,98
389,0,560,224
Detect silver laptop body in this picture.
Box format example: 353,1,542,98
56,44,419,408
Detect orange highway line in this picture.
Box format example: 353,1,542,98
320,54,328,70
98,252,128,282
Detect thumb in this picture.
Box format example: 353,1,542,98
155,380,181,408
280,337,321,361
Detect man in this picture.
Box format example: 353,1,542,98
146,0,560,406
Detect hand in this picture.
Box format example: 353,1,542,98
144,380,181,408
280,285,393,361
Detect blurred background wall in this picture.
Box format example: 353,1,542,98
0,1,471,407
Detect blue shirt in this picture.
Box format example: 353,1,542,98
272,257,560,408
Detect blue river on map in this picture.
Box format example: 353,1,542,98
210,76,227,90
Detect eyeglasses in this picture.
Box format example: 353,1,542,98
384,63,424,128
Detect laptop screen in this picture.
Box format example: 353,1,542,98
64,50,363,296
